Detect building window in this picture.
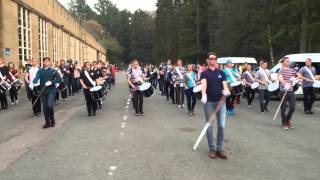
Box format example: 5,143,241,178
62,32,68,59
39,18,48,65
53,26,59,62
18,6,32,66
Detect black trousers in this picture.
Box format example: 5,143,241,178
158,78,164,94
226,95,235,111
0,93,8,109
25,82,32,100
32,93,41,114
164,81,170,99
185,88,196,111
132,90,143,114
303,87,315,112
280,91,296,125
84,89,97,114
258,89,270,112
9,88,18,102
175,86,185,105
169,84,175,103
245,87,255,106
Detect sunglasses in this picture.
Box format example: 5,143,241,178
209,57,217,60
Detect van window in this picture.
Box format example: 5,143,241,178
291,62,320,75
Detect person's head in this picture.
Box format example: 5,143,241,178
8,62,15,69
83,62,91,70
131,59,139,69
281,57,290,67
225,59,234,68
306,58,312,67
207,52,217,67
177,59,183,66
43,57,51,68
260,60,268,69
0,57,4,65
60,59,65,65
187,64,193,72
167,59,171,65
246,64,252,71
31,58,38,66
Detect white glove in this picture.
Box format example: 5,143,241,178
222,90,231,97
29,83,34,90
201,94,207,104
55,83,59,88
284,83,291,90
45,81,52,87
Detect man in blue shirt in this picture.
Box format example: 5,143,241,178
200,52,230,159
31,57,62,129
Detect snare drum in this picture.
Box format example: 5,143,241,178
0,82,7,93
90,86,104,101
230,81,244,95
12,79,23,91
313,80,320,88
193,84,202,100
0,81,11,93
250,82,259,89
268,82,279,92
138,82,154,98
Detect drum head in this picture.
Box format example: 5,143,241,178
251,82,259,89
138,82,151,91
230,81,241,87
193,85,202,93
313,81,320,88
90,86,102,92
268,82,279,92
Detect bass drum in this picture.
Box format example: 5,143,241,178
138,82,154,98
193,84,202,100
90,86,104,101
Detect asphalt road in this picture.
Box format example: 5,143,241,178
0,72,319,180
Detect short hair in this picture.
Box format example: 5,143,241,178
83,62,91,68
306,58,312,61
260,59,267,65
43,57,51,62
131,59,139,64
207,52,217,59
280,57,289,63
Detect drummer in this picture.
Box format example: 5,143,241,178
0,57,9,110
241,64,256,108
184,64,197,115
223,60,239,116
7,62,20,105
128,59,145,116
299,58,317,114
80,62,100,116
255,60,271,113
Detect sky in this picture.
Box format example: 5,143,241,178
58,0,157,13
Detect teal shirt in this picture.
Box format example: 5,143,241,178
224,68,239,84
185,72,196,88
33,67,62,95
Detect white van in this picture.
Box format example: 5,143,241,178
217,57,257,64
270,53,320,96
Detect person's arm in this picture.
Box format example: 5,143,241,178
201,78,207,95
32,70,40,84
128,77,135,88
80,79,89,89
25,72,30,84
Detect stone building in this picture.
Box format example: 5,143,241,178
0,0,106,67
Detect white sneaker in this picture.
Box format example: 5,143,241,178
11,102,15,105
15,100,19,105
178,105,181,108
181,104,185,108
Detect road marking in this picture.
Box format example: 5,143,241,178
122,116,128,120
125,106,129,109
315,108,320,111
109,166,117,171
113,149,119,153
120,132,124,136
108,172,113,175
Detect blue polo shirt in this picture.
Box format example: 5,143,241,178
200,68,226,102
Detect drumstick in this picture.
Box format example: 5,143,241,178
193,95,227,152
273,86,290,121
32,86,47,107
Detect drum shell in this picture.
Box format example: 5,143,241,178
0,83,6,93
231,85,244,95
138,82,154,98
12,80,23,91
192,85,202,100
90,86,104,101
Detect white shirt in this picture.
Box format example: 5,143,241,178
29,66,40,85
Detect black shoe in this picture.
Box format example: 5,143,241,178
92,112,96,116
264,108,269,113
43,124,50,129
88,113,92,116
50,120,55,127
305,111,312,114
135,113,139,116
140,112,144,116
309,111,314,114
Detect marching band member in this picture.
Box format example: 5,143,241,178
59,59,70,101
80,62,100,117
223,60,238,115
173,59,186,108
255,60,271,113
7,62,20,105
242,64,256,108
201,52,230,159
184,64,197,115
25,58,41,116
51,62,63,105
278,57,302,130
0,57,9,109
299,58,316,114
31,57,62,128
158,65,165,96
128,59,145,116
164,59,173,101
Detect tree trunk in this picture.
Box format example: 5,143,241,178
300,0,308,53
196,0,200,64
267,24,275,65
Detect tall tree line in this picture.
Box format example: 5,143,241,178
155,0,320,65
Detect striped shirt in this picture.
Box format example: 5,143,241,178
279,68,295,91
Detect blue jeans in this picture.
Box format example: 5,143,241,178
203,101,227,152
41,93,56,125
